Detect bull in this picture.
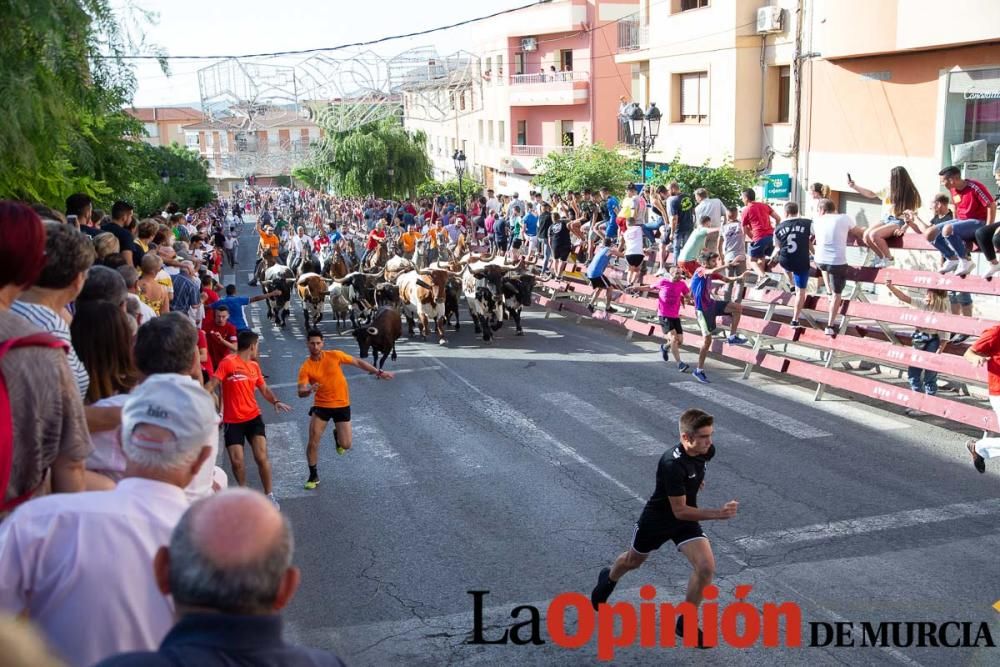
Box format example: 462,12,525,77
262,263,295,327
352,306,401,370
327,283,351,332
395,264,459,344
462,263,505,343
295,273,328,329
444,276,462,331
332,270,383,328
501,272,535,336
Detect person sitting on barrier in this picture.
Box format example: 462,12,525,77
691,251,748,384
718,205,747,304
814,198,863,337
850,167,923,268
772,201,813,329
884,278,949,395
656,264,692,373
585,237,621,314
677,215,716,277
963,322,1000,474
925,166,996,277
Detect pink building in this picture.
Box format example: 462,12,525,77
404,0,637,194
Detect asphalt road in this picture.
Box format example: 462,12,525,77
219,218,1000,666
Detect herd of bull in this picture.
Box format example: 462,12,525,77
255,250,537,370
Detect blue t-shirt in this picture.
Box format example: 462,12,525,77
690,268,721,313
606,196,620,222
329,231,343,243
524,213,538,236
210,296,252,331
586,246,613,279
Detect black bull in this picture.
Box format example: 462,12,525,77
352,307,401,370
262,267,295,327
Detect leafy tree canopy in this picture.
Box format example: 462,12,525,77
646,154,759,207
415,177,484,203
531,144,634,195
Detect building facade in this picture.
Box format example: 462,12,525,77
126,106,206,147
404,0,638,195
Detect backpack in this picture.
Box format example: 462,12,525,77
0,333,68,513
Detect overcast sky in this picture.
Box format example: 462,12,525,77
125,0,527,107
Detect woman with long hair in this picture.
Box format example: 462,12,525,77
851,166,924,267
70,300,139,488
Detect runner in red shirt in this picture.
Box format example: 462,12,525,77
739,189,780,282
202,305,238,368
965,324,1000,473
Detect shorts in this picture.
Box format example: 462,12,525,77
309,405,352,423
626,254,645,267
553,246,571,261
749,236,774,259
679,260,699,276
949,291,973,306
779,263,811,289
224,415,267,447
659,316,683,335
816,263,848,294
631,520,707,554
526,235,538,253
696,299,730,336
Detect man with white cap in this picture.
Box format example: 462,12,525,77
0,373,217,667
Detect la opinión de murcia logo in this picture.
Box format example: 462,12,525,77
964,88,1000,100
468,588,996,660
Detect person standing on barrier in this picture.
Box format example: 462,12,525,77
691,251,747,384
772,202,813,329
590,408,738,648
885,279,949,395
813,199,862,337
585,237,621,315
718,205,747,304
965,323,1000,473
739,188,780,284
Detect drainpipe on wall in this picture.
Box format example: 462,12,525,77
790,0,805,203
588,3,595,147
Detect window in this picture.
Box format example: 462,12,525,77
675,0,709,11
499,120,505,144
478,119,484,142
764,65,791,124
185,133,199,148
560,50,573,72
485,56,492,78
144,122,159,139
561,120,574,147
488,121,494,145
944,67,1000,170
517,120,527,145
676,71,709,123
514,52,525,75
459,90,466,111
497,55,504,78
778,65,791,123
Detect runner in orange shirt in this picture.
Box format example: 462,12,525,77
296,328,393,490
204,330,291,508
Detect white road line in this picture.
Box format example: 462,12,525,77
765,383,910,431
414,348,644,504
540,392,666,456
735,498,1000,552
351,418,416,487
266,421,310,499
618,387,761,450
669,382,832,439
267,365,444,391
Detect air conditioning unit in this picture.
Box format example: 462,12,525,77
756,6,783,34
521,37,538,52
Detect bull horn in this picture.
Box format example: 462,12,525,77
366,326,378,335
418,268,435,275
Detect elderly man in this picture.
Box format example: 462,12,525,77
170,260,201,322
0,373,217,667
95,489,347,667
118,265,158,326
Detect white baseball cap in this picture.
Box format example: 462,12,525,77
122,374,219,459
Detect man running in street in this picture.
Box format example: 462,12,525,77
590,408,738,647
205,330,291,509
296,329,394,490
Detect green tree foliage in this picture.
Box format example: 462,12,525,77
415,177,484,202
307,117,431,198
291,165,326,191
121,143,215,217
646,155,759,207
531,144,634,194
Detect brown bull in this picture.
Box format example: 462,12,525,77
295,272,328,329
395,264,461,345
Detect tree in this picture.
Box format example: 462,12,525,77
416,177,484,202
307,117,431,198
646,154,759,207
120,143,215,218
531,144,634,195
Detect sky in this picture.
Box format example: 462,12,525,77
125,0,528,107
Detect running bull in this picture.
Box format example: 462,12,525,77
262,263,295,327
352,306,401,370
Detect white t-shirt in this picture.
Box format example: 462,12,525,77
695,198,726,228
813,213,854,265
623,225,645,255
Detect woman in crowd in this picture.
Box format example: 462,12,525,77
92,232,120,264
850,167,923,267
136,253,169,316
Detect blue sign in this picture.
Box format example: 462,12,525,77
763,173,791,199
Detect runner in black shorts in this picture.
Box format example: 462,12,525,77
590,409,739,647
224,414,267,447
297,329,393,490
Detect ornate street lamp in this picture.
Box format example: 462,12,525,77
621,102,661,186
452,149,467,213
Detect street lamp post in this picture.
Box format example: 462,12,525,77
387,166,395,198
622,102,662,186
159,169,170,185
452,149,466,213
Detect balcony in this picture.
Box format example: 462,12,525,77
617,13,648,52
511,145,575,157
508,71,589,106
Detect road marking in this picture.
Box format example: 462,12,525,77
735,498,1000,551
266,421,310,499
765,383,910,431
669,382,831,439
267,366,443,390
618,387,761,450
351,418,416,487
540,392,665,456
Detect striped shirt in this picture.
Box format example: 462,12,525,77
10,301,90,399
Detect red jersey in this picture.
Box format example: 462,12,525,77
202,318,238,368
366,229,386,251
213,355,264,423
740,202,776,241
971,325,1000,396
950,179,995,221
202,288,219,306
197,329,213,375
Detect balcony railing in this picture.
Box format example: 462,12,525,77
510,71,588,85
511,144,575,157
617,13,649,52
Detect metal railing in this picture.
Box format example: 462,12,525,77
509,71,588,85
510,145,575,157
617,13,649,52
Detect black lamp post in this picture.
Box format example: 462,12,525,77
452,149,467,213
622,102,661,186
387,166,395,198
159,169,170,184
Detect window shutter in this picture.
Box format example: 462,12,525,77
680,74,699,117
698,72,709,118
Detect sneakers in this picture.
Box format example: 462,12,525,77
726,334,748,345
678,361,690,373
790,320,805,330
693,369,710,384
336,445,347,455
985,263,1000,280
606,306,618,314
267,493,280,510
955,258,975,277
590,567,617,610
938,259,959,274
968,440,986,474
871,257,888,268
304,478,320,490
587,303,596,313
660,344,670,362
824,326,836,337
950,334,970,345
675,616,709,649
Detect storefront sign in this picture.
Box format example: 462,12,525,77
763,173,791,199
